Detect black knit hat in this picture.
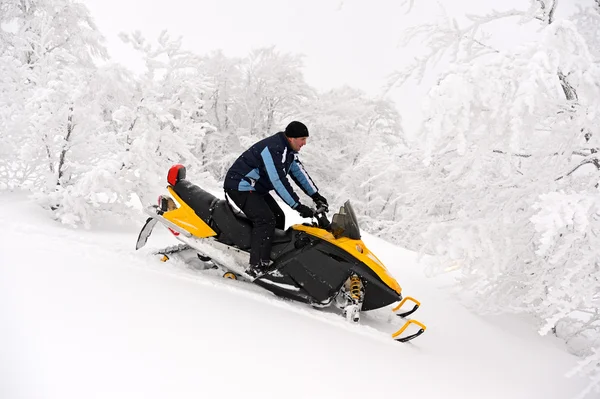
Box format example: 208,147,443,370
284,121,309,138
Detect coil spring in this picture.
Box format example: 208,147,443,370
349,275,363,301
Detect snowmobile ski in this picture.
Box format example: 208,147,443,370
389,297,426,342
392,296,420,318
392,319,427,343
136,217,158,250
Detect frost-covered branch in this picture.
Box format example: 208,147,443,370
492,150,532,158
535,0,558,24
559,70,579,101
556,158,600,181
389,8,528,89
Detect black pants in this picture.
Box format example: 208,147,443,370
225,190,285,265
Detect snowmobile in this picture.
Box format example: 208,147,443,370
135,164,427,343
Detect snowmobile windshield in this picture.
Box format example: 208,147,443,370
330,200,361,240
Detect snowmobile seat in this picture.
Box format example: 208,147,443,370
172,180,218,225
210,200,292,250
171,179,291,250
210,200,252,249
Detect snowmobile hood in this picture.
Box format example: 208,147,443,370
293,224,402,295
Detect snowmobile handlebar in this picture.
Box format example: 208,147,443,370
312,206,331,230
314,206,328,215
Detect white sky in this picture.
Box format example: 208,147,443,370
84,0,414,89
80,0,444,133
81,0,587,134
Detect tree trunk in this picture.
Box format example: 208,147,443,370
266,108,274,134
213,90,221,131
42,132,54,174
57,106,74,186
224,102,230,130
558,70,577,102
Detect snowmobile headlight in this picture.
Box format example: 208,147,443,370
356,244,363,253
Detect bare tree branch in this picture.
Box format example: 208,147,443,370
536,0,558,24
402,0,415,14
548,0,557,24
493,150,532,158
556,158,600,181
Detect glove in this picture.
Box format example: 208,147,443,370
311,192,328,212
295,203,315,218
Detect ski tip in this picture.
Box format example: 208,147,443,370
392,319,427,343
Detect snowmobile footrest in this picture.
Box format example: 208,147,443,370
392,319,427,343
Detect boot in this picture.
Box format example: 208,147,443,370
245,260,273,279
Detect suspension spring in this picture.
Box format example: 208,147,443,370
349,275,363,302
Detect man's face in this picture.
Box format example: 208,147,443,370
288,137,307,152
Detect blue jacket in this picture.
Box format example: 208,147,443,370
224,132,318,209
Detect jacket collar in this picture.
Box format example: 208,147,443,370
277,131,296,153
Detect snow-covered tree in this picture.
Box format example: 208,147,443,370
200,50,241,133
394,0,600,396
395,1,600,396
298,87,406,223
100,31,214,208
194,50,243,180
236,47,314,137
0,2,215,226
0,0,108,200
573,2,600,61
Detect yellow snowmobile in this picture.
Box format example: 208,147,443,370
136,164,426,342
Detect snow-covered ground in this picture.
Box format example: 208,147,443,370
0,191,588,399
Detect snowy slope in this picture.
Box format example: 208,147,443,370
0,192,588,399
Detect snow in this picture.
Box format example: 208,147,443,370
0,191,588,399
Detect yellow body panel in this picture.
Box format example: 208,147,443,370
293,224,402,295
163,187,217,238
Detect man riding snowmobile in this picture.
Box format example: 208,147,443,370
224,121,328,279
135,163,428,342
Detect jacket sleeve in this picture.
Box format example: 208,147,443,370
289,159,318,197
260,146,300,208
